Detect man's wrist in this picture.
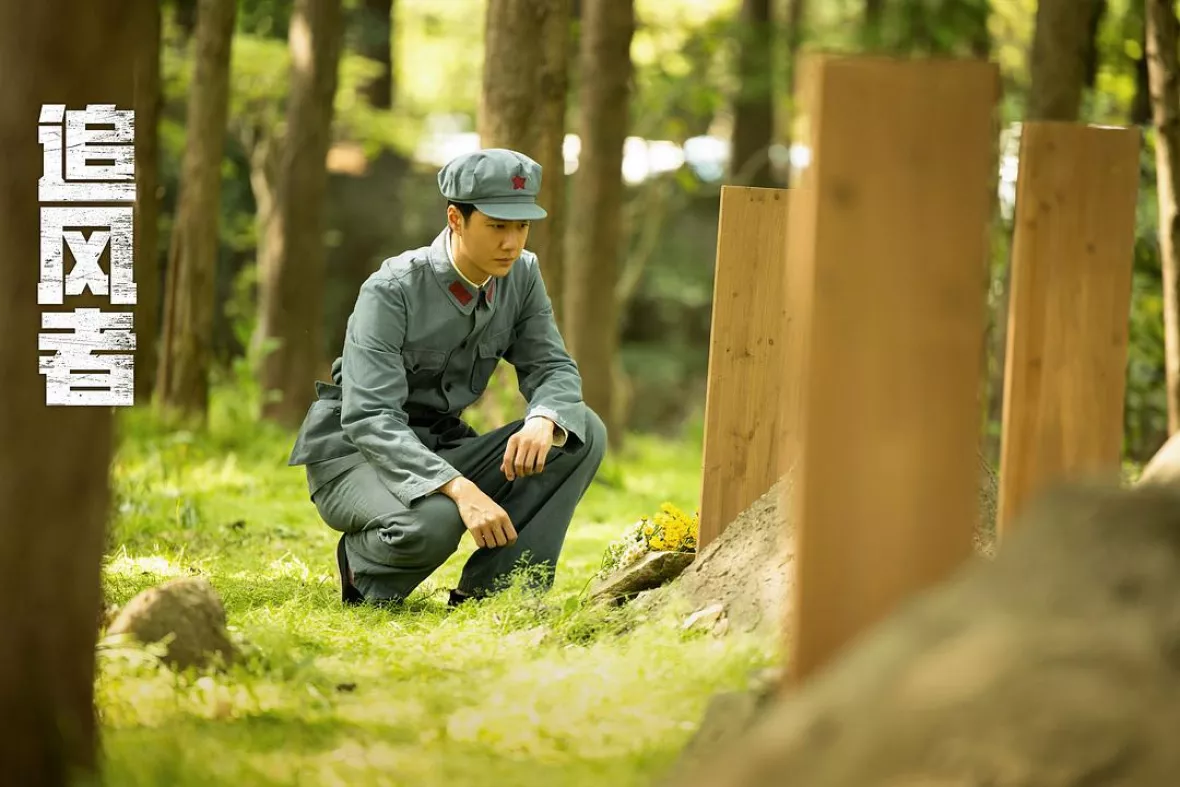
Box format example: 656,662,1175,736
527,413,567,447
439,475,473,501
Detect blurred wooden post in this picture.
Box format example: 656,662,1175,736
996,123,1140,535
784,55,999,685
699,186,790,549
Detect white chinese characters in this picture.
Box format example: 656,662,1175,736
37,104,137,407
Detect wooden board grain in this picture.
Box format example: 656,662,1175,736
699,186,791,549
997,122,1140,535
784,55,1000,684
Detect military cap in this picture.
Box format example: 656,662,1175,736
437,148,548,221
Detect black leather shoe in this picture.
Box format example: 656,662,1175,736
448,588,477,607
337,536,364,606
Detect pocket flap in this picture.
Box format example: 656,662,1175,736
402,349,446,372
476,328,512,360
288,399,353,465
315,380,342,400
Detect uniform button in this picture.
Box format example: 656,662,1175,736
444,383,453,391
459,341,467,349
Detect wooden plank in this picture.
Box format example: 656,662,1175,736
997,122,1140,535
784,55,1000,684
699,186,791,549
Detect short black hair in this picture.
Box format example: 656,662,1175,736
448,201,476,222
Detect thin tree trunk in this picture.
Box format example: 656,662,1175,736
1025,0,1103,121
565,0,634,446
176,0,199,41
135,0,162,403
357,0,393,109
257,0,345,428
248,130,278,279
970,0,992,58
155,0,236,422
480,0,571,328
781,0,807,176
1147,0,1180,435
730,0,776,187
1083,0,1108,90
1133,16,1153,126
0,1,138,782
986,0,1100,458
863,0,884,48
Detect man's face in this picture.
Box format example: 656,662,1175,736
450,206,531,280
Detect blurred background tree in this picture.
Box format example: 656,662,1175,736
139,0,1174,464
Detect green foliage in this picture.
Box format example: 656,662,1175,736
861,0,992,56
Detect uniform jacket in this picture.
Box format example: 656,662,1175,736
288,228,586,506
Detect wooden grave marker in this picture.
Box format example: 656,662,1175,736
699,186,791,549
783,55,1000,684
996,122,1140,535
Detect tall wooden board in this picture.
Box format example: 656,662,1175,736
785,55,1000,683
997,122,1140,534
699,186,791,548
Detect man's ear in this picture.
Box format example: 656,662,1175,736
446,205,463,234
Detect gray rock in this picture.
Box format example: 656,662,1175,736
106,576,237,672
589,550,695,602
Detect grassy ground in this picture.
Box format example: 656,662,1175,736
96,387,779,786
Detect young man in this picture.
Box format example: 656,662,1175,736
288,148,607,607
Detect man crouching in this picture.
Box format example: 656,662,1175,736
287,148,607,607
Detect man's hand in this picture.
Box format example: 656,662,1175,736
502,417,555,480
440,477,517,549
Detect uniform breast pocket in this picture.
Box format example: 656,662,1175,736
402,348,447,386
470,329,511,395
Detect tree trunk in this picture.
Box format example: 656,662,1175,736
480,0,572,328
730,0,776,187
1133,15,1153,126
1025,0,1103,121
565,0,634,446
986,0,1100,458
256,0,345,428
969,0,992,58
0,2,138,782
155,0,236,423
781,0,807,172
1148,0,1180,436
863,0,883,48
1083,0,1108,90
175,0,199,41
356,0,393,109
134,0,162,403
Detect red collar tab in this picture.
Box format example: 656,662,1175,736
448,280,474,305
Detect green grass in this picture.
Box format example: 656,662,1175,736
97,388,778,786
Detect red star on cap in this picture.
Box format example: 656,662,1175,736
511,175,526,190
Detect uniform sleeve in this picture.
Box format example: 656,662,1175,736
340,278,461,506
505,263,588,451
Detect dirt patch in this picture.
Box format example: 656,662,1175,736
638,456,999,634
664,481,1180,787
104,576,237,671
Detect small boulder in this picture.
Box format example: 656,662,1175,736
682,603,726,633
105,576,237,672
590,550,696,603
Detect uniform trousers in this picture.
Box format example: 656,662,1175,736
309,406,607,601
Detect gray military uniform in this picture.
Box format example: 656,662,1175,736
288,148,607,602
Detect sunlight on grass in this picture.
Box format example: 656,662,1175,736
97,391,777,786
